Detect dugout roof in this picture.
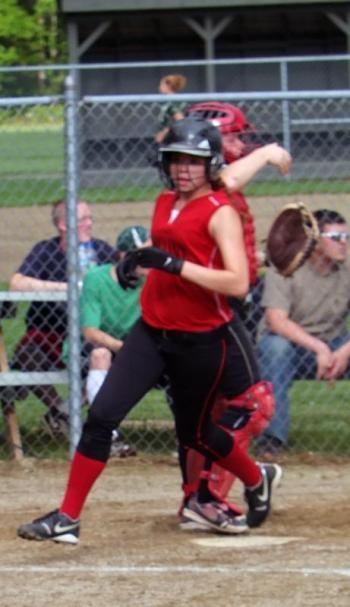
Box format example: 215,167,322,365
60,0,349,12
58,0,350,94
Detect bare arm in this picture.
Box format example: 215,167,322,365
173,110,184,121
265,307,334,379
180,205,249,298
155,109,184,144
10,272,67,292
82,327,123,353
220,143,292,192
154,127,169,144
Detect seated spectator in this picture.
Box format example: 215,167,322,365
80,225,149,456
7,199,114,439
256,209,350,456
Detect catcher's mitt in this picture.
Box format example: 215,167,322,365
266,202,320,276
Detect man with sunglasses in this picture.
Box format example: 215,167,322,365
256,209,350,456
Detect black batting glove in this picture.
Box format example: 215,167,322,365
116,250,140,290
134,247,184,275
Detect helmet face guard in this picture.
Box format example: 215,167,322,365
158,117,224,188
186,102,254,135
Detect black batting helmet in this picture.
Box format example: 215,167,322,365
158,117,224,188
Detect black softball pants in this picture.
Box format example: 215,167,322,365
78,317,259,462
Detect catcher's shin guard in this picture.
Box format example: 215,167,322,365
214,380,275,433
183,381,276,507
181,449,243,516
229,380,276,438
211,380,275,498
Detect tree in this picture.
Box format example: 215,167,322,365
33,0,67,65
0,0,66,66
0,0,67,94
0,0,37,65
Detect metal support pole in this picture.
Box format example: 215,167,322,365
67,22,82,99
280,60,291,154
64,73,82,457
326,10,350,87
184,15,232,92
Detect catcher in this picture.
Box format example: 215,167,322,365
173,102,292,530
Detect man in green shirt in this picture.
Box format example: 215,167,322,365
81,225,149,455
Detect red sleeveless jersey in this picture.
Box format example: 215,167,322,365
141,190,234,331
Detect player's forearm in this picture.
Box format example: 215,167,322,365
266,312,327,354
220,143,291,192
220,148,271,191
83,327,123,352
10,272,67,292
154,127,169,144
181,260,249,298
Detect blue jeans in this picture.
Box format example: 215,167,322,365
258,332,350,444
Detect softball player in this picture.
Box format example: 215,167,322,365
18,117,283,544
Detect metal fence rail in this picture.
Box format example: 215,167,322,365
0,292,68,386
1,53,350,95
1,68,350,459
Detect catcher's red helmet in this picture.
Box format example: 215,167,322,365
186,102,256,162
186,102,254,135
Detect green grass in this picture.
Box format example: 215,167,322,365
0,128,65,205
245,179,350,196
1,375,350,459
81,178,350,203
288,380,350,455
0,105,64,129
2,178,350,206
125,380,350,456
1,302,28,360
0,388,173,459
0,129,64,174
1,127,350,205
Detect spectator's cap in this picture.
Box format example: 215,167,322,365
116,225,149,252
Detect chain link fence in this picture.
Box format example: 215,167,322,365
1,67,350,460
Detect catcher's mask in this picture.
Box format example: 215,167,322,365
186,101,254,135
158,116,224,189
266,202,320,277
185,102,256,162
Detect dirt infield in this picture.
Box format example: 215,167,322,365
1,456,349,607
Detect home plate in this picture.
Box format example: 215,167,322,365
191,536,300,549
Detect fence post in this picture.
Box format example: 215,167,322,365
64,72,82,456
280,59,291,154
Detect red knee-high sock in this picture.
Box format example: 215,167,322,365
217,440,261,488
59,451,106,519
